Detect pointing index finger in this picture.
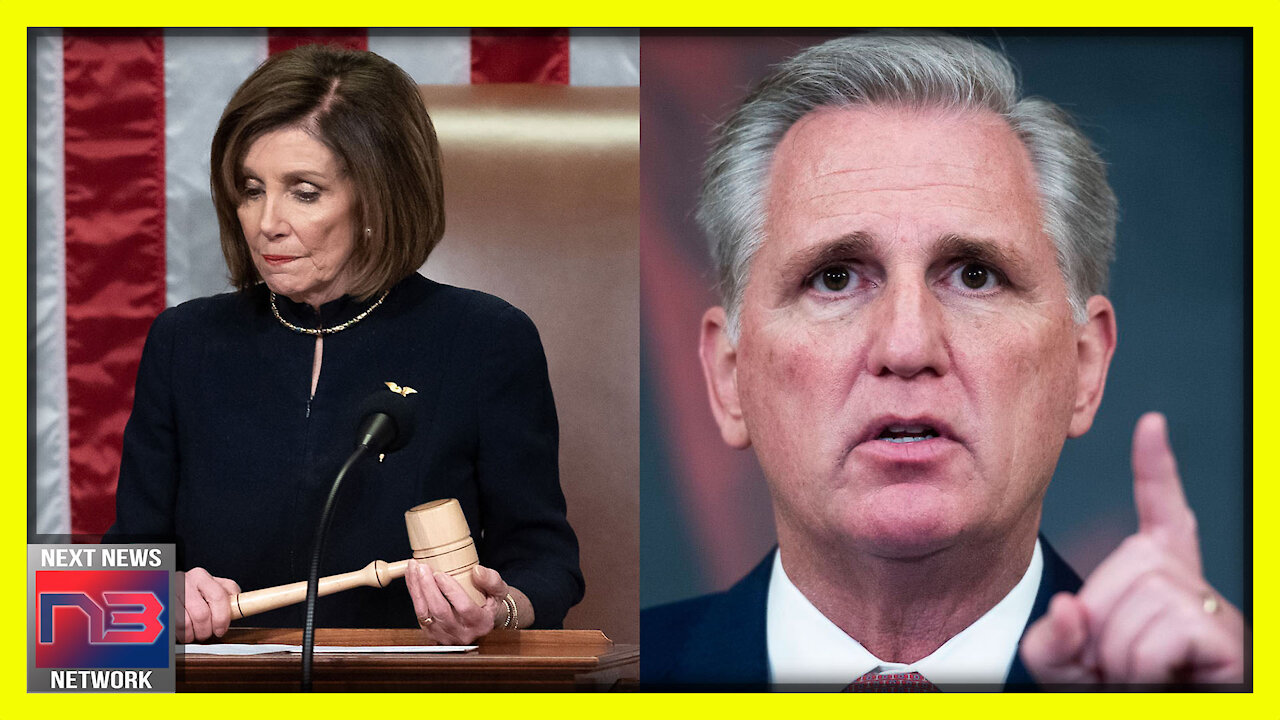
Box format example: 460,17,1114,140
1131,412,1200,568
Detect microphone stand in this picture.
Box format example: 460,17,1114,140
300,444,369,692
297,398,405,691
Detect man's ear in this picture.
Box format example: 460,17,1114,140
700,306,751,449
1068,295,1117,438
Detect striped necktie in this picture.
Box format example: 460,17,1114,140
844,670,940,692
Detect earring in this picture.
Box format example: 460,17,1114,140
365,227,372,237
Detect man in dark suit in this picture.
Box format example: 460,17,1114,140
641,34,1245,690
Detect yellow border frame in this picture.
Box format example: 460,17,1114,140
8,8,1269,717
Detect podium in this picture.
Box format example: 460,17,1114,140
178,628,637,691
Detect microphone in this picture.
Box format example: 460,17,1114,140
301,388,417,691
353,390,417,453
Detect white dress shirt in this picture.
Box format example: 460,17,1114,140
767,539,1044,691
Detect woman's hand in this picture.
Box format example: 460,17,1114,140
405,560,532,645
178,567,240,643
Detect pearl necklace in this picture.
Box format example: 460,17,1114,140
270,289,390,336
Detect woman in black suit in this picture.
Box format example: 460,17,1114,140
107,45,583,645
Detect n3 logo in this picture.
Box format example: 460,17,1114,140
34,570,170,669
39,592,164,645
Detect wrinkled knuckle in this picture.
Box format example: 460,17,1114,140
1175,598,1212,628
186,602,210,624
1133,566,1176,595
1125,535,1178,574
1130,643,1171,679
1120,534,1157,557
1097,639,1127,675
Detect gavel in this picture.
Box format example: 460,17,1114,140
227,499,484,620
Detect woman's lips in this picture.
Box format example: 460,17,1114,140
261,255,296,266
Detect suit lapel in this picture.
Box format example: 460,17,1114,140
674,552,773,687
1005,537,1084,690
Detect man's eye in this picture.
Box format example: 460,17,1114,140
810,265,856,293
950,262,1001,292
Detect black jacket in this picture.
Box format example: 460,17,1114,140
641,538,1081,690
106,273,583,629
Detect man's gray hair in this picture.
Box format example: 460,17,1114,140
697,34,1117,336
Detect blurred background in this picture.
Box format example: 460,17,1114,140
639,30,1248,616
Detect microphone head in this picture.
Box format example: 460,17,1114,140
355,388,417,453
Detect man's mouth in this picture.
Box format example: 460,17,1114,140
859,415,959,445
854,416,960,465
876,425,940,444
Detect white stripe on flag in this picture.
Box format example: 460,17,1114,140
368,29,470,85
34,29,69,535
569,29,639,87
164,29,267,307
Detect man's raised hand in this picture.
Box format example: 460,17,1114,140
1020,413,1245,686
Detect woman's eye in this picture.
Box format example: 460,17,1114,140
295,190,320,203
951,262,1001,292
241,185,263,200
810,265,856,293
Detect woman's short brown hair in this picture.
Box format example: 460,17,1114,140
211,44,445,299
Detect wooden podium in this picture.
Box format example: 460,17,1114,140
178,628,637,691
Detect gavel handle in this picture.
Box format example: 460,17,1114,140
229,559,411,620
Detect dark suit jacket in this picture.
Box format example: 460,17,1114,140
105,273,583,629
641,537,1082,690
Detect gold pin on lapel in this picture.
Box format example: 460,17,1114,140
385,381,418,397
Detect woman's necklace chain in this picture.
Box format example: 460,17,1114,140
270,289,390,336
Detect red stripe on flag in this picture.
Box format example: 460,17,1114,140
470,29,569,84
62,30,168,538
268,28,368,55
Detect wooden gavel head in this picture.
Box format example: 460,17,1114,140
404,499,486,606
